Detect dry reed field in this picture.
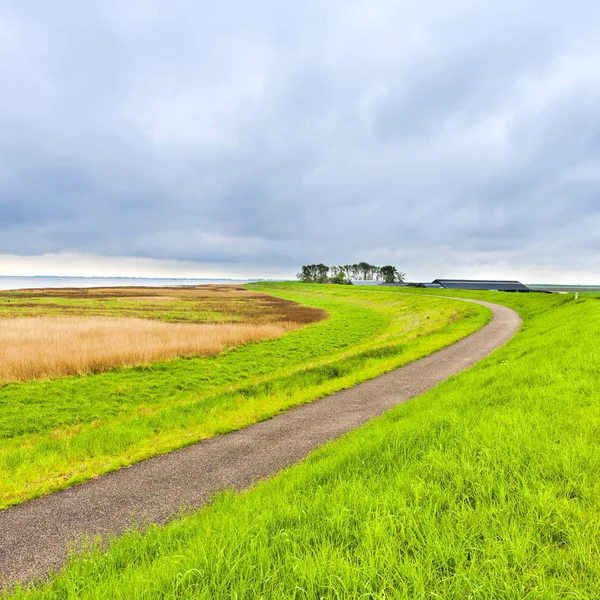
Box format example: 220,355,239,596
0,316,298,383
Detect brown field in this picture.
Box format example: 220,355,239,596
0,285,325,324
0,285,326,382
0,316,299,383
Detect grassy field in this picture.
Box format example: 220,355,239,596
0,284,487,509
8,286,600,599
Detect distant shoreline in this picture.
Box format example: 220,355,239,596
0,276,276,291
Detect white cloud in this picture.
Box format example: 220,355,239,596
1,1,600,282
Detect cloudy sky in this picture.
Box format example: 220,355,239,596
1,1,599,282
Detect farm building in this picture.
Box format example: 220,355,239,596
431,279,531,292
351,280,385,285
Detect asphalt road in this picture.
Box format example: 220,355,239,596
0,297,521,587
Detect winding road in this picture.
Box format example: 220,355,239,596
0,297,521,586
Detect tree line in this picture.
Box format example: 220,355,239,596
297,262,406,284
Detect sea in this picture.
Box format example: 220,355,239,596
0,276,261,291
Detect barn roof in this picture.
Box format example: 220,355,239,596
350,280,385,285
432,279,531,292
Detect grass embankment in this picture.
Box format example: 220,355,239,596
0,285,487,509
10,288,600,599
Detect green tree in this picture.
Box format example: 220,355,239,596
298,263,404,284
380,265,406,283
297,264,330,283
315,263,330,283
331,270,347,284
380,265,396,283
296,265,313,282
358,262,373,280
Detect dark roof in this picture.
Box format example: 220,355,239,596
433,279,531,292
379,282,409,287
350,280,384,285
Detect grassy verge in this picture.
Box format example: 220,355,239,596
0,285,487,508
9,288,600,598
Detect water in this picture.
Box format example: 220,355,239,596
0,276,259,291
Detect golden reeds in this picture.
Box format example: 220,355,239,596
0,317,298,383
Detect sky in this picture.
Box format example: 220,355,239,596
1,1,600,283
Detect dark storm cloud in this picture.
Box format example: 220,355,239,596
2,0,600,278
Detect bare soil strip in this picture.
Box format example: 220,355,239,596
0,298,521,587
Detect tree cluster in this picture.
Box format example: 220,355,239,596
297,262,406,284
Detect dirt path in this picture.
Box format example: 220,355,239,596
0,298,521,587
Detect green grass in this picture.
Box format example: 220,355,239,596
9,287,600,599
0,284,487,508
